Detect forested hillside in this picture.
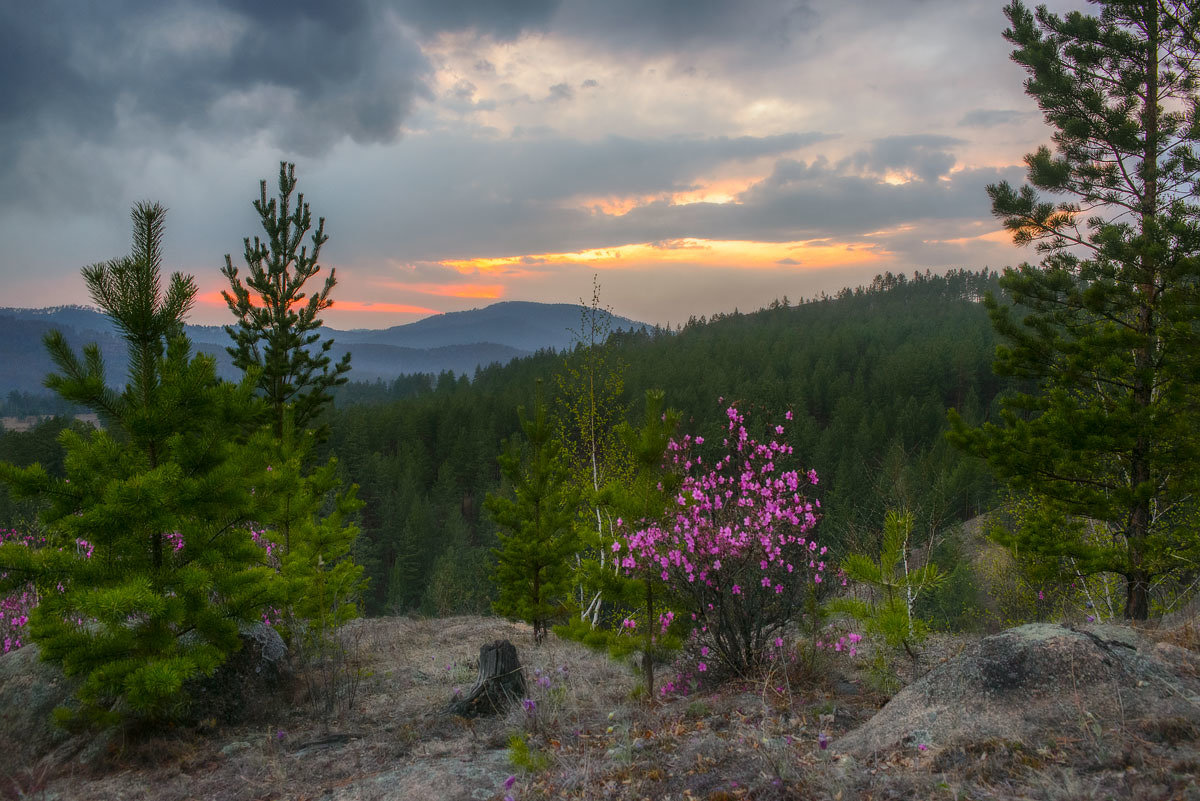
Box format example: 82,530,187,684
324,268,1008,615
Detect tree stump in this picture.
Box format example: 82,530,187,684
447,639,527,717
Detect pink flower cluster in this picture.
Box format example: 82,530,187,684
162,531,185,553
815,631,863,657
613,406,821,590
614,404,825,674
1,529,48,653
249,527,280,565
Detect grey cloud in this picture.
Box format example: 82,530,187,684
657,158,1010,241
444,79,498,113
532,131,830,197
850,135,965,183
547,82,574,102
553,0,816,56
314,131,827,260
0,0,568,214
0,0,437,212
581,79,599,89
2,1,427,149
321,130,1019,264
958,108,1036,127
390,0,560,40
379,131,830,207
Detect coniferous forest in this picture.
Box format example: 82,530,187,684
322,268,1007,619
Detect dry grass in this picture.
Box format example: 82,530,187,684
6,615,1200,801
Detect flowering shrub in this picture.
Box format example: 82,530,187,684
1,528,45,653
614,404,824,673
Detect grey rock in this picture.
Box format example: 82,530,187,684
219,741,252,756
0,644,77,776
836,623,1200,757
187,622,291,723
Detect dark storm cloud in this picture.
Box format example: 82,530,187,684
849,135,965,183
0,0,427,213
1,0,426,149
391,0,560,39
0,0,562,212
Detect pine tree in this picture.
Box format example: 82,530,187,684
487,383,580,643
245,415,365,637
222,162,351,438
0,203,279,724
831,510,945,670
949,1,1200,619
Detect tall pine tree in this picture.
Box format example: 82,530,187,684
949,0,1200,619
0,203,278,724
222,162,351,439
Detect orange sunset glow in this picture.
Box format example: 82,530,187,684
439,238,888,276
575,176,762,216
196,292,439,317
373,282,507,300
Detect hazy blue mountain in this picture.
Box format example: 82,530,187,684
334,301,645,352
0,302,646,396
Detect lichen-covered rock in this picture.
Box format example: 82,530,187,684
0,643,77,776
836,623,1200,757
187,622,291,723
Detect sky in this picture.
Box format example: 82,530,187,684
0,0,1090,329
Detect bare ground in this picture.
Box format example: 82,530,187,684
4,616,1200,801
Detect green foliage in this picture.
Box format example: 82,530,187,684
948,1,1200,619
507,732,552,772
554,276,628,493
246,415,365,641
0,203,279,726
0,417,85,529
487,383,581,642
831,510,945,678
558,390,684,698
984,495,1129,626
419,509,495,616
222,162,351,439
554,277,632,626
913,534,985,633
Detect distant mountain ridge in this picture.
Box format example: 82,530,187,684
0,302,647,395
335,301,644,352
